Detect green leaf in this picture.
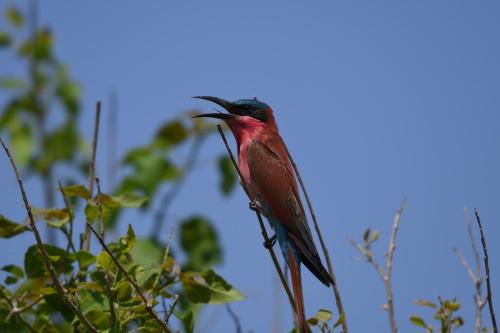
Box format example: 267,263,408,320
32,207,70,228
155,120,189,148
120,224,136,253
111,193,148,208
24,244,73,278
0,77,26,90
121,146,178,196
96,251,113,271
315,309,332,321
177,311,194,333
9,120,33,167
410,315,428,328
0,31,11,47
131,238,163,268
72,250,96,269
181,269,244,304
2,265,24,278
451,316,464,327
443,300,460,311
5,7,23,27
18,28,53,61
0,215,28,238
43,292,74,322
416,299,437,308
79,289,108,314
55,65,80,115
62,184,91,199
218,155,237,196
180,215,222,271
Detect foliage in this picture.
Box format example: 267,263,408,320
0,4,239,332
410,298,464,333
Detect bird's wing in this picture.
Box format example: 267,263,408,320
247,140,332,285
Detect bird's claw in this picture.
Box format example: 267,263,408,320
263,234,277,249
249,200,262,212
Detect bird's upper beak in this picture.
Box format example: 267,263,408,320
192,96,236,120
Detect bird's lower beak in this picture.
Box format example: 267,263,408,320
192,112,235,120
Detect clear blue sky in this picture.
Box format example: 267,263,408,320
1,1,499,332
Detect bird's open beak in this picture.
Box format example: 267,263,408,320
192,96,236,120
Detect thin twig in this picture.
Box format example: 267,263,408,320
107,91,118,189
474,209,498,333
216,125,296,311
283,145,348,333
151,133,205,242
225,303,243,333
82,101,101,251
385,204,404,333
165,294,179,323
0,138,98,332
351,204,404,333
454,208,485,333
86,221,170,332
1,288,39,333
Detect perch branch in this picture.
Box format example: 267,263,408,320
474,209,498,333
81,101,102,251
284,145,349,332
0,138,97,332
216,125,296,311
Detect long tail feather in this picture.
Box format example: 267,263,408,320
288,250,309,333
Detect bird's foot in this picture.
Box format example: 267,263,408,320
249,199,262,212
263,234,277,249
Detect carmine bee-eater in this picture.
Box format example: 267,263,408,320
194,96,333,333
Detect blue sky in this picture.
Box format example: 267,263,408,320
1,1,500,332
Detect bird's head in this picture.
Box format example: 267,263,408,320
193,96,277,142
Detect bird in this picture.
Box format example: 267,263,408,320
193,96,333,333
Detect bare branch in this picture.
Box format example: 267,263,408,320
165,294,179,323
384,204,404,333
82,101,102,251
474,209,498,333
284,145,348,333
216,125,296,311
0,138,97,332
351,203,405,333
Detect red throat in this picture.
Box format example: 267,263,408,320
226,116,267,186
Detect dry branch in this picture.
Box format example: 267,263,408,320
81,101,102,251
284,145,348,333
474,209,498,333
0,138,97,332
454,208,486,333
351,203,405,333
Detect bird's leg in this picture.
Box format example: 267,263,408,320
249,199,262,212
263,234,277,249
